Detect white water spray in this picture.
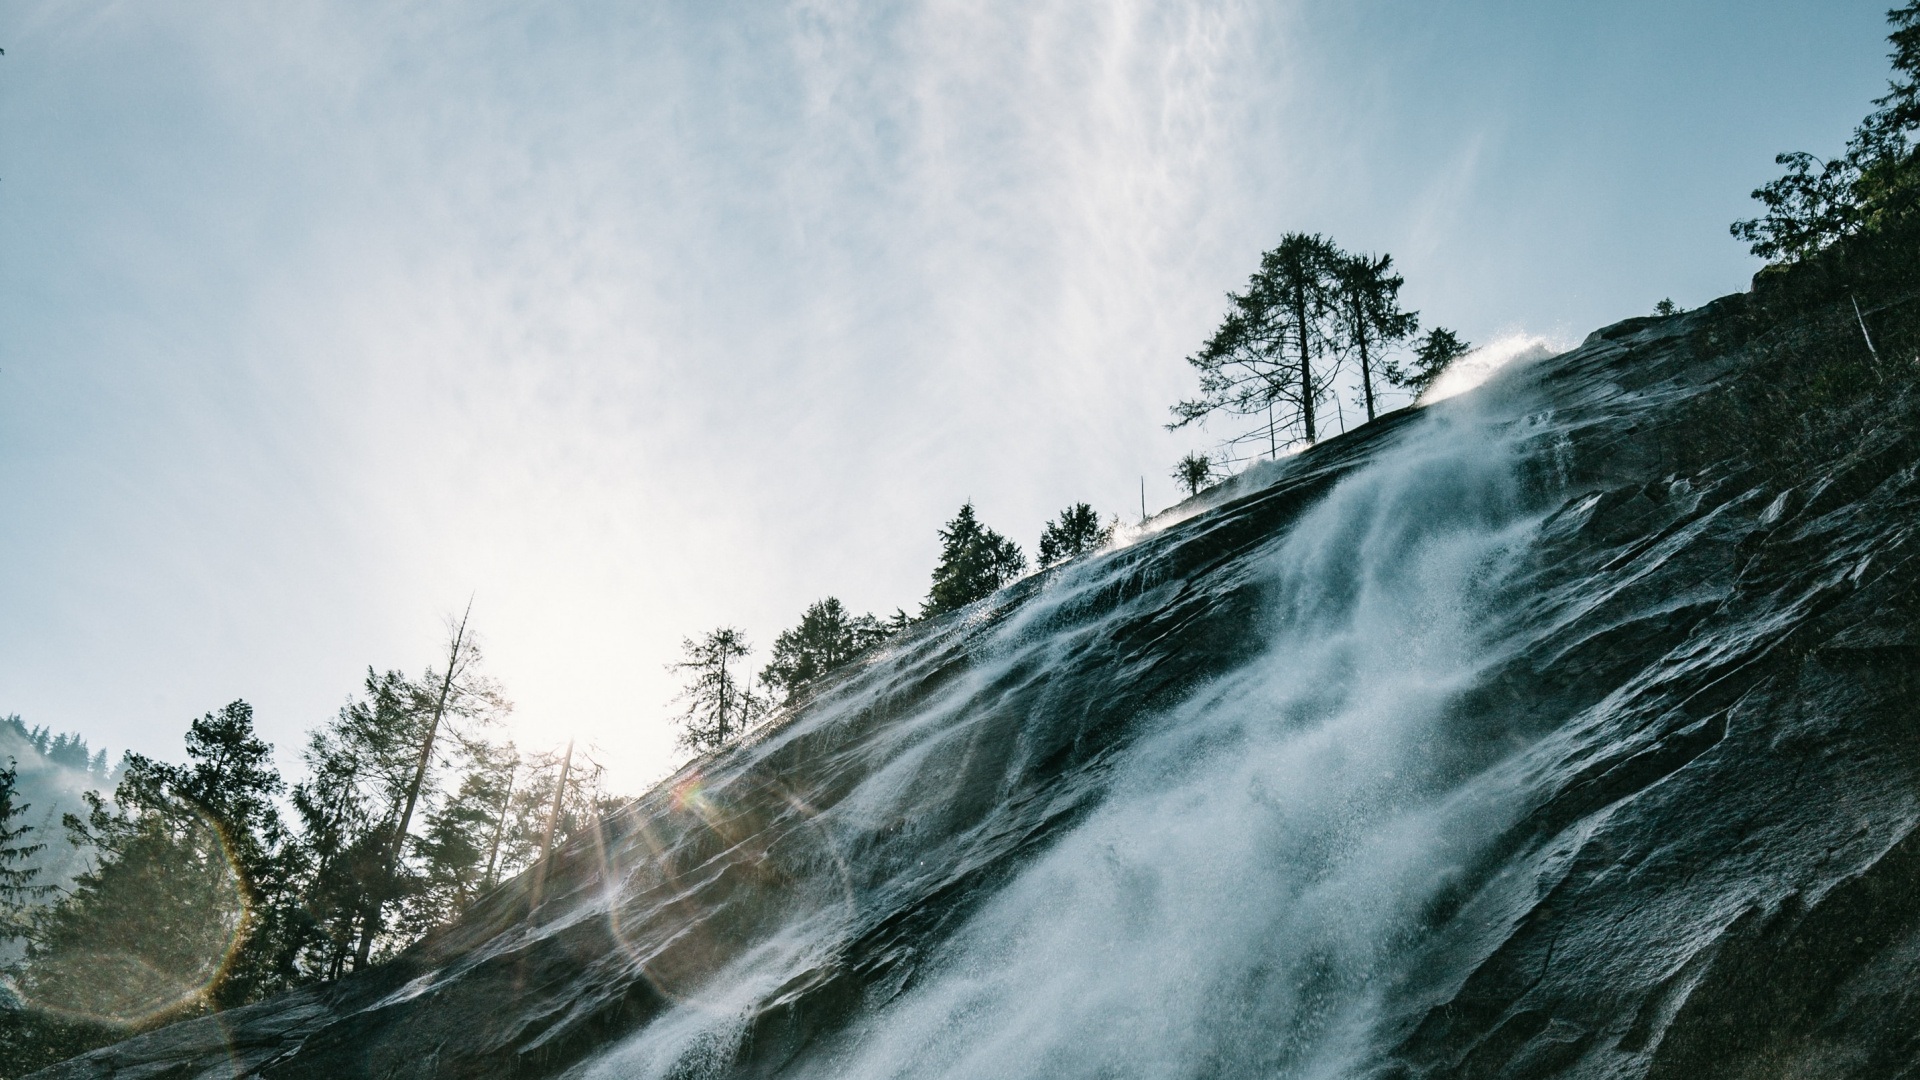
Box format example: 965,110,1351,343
581,378,1559,1079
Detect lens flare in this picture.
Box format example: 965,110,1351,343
18,800,251,1028
605,769,856,1006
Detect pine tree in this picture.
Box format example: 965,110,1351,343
405,738,518,931
922,502,1026,617
354,608,507,970
1172,453,1217,497
0,760,49,940
13,702,295,1028
1732,2,1920,262
1384,328,1470,397
288,669,426,979
1333,251,1419,422
762,598,890,702
168,702,294,1006
1037,504,1114,567
21,755,252,1026
670,628,762,753
1171,233,1343,454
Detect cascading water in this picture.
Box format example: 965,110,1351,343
43,310,1920,1080
579,374,1559,1080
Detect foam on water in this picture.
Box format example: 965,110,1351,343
580,380,1560,1079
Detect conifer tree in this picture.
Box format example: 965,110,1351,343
1732,2,1920,262
922,502,1026,616
1333,251,1420,422
1037,504,1113,567
1171,233,1342,454
670,628,762,753
762,598,889,702
405,737,520,930
288,669,426,978
0,761,48,940
1172,453,1217,497
1385,328,1470,397
19,703,284,1026
352,609,506,969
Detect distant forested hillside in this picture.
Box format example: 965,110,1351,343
0,718,115,901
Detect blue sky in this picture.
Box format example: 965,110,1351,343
0,0,1894,785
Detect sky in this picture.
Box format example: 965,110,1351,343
0,0,1897,789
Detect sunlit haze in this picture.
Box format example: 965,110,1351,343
0,0,1891,788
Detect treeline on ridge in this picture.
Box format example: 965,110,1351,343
0,616,616,1076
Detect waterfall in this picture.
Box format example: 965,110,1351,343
577,367,1559,1080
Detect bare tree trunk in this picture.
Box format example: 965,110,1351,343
717,654,731,745
356,603,472,967
480,763,517,890
1352,290,1376,422
539,741,573,864
1295,297,1316,443
532,741,573,905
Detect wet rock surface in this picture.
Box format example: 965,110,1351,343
29,304,1920,1080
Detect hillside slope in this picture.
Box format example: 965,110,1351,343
29,294,1920,1080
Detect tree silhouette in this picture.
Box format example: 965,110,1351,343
670,628,762,753
1333,251,1419,422
1171,233,1342,454
1385,328,1470,397
762,598,890,701
923,502,1025,617
0,760,48,939
1732,2,1920,262
1037,504,1113,567
1172,453,1217,497
20,703,287,1025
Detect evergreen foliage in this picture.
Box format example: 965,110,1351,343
1173,234,1433,455
922,502,1026,616
1037,504,1114,567
405,738,517,926
1172,233,1343,455
762,598,890,702
0,622,597,1075
289,668,427,979
0,761,48,937
19,708,269,1027
1173,453,1217,497
1385,328,1471,396
1687,1,1920,482
670,628,765,753
1333,251,1420,422
0,719,111,784
1732,2,1920,263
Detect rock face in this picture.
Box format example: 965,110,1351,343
31,304,1920,1080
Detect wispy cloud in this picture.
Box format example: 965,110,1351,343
0,0,1886,784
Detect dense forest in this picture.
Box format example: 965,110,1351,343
0,616,620,1073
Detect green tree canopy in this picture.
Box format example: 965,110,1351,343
923,502,1026,617
1732,2,1920,262
1171,233,1345,455
670,628,763,754
1385,328,1470,397
1333,251,1420,422
1172,453,1217,498
762,598,890,702
1037,504,1113,567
